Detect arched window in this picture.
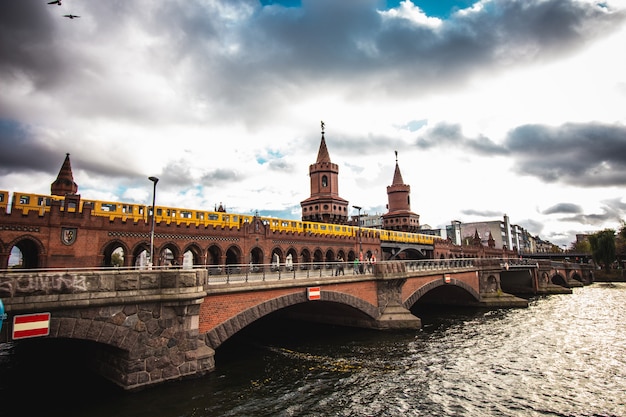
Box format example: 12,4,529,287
322,175,328,187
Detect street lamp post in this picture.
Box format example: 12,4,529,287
352,205,362,254
148,176,159,269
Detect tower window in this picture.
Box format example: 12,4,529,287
322,175,328,187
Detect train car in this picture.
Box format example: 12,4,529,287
0,190,9,213
11,192,66,215
4,189,441,247
88,199,146,222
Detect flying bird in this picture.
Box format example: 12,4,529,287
48,0,62,5
64,14,80,19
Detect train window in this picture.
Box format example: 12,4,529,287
101,203,117,212
320,225,327,230
156,208,162,216
282,221,289,227
208,214,219,221
223,215,230,222
139,207,145,215
233,216,239,222
196,212,205,220
181,211,192,218
291,222,297,227
334,226,341,231
0,193,4,202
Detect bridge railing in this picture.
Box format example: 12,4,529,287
201,258,477,284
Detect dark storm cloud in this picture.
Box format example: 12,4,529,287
506,123,626,187
256,0,620,82
542,203,582,215
148,0,625,123
559,198,626,226
517,219,544,236
2,0,623,128
0,120,60,174
201,168,242,183
415,121,626,188
0,1,64,89
0,119,141,180
416,122,507,155
268,159,295,172
461,208,503,217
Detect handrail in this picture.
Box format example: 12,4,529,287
1,256,578,276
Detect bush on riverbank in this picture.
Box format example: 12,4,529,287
594,269,626,282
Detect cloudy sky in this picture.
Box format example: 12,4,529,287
1,0,625,248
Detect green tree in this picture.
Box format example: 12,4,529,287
588,229,616,270
111,251,124,267
571,239,591,254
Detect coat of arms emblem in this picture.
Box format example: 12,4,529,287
61,227,77,245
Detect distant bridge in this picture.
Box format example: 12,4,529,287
0,258,593,391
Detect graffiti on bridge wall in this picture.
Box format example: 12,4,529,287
0,274,88,298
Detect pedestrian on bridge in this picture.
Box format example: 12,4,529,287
353,257,359,275
335,256,345,276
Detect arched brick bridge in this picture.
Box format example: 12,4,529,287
0,259,593,391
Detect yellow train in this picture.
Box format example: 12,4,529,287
7,191,439,245
0,190,9,213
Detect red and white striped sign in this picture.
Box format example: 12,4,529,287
307,287,321,300
12,312,51,340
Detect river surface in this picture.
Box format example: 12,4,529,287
1,283,625,417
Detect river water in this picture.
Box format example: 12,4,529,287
1,283,625,417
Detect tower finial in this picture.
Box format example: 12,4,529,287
321,120,325,135
395,150,398,163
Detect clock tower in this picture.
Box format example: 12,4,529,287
300,122,349,224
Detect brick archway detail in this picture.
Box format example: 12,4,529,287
204,290,380,349
404,278,480,309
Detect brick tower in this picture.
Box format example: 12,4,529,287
300,122,349,224
51,153,78,196
382,151,420,232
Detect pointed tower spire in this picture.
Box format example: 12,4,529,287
316,121,331,163
51,153,78,196
392,150,404,185
301,122,349,224
382,151,420,232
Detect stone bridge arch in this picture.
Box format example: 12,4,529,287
204,291,380,349
551,272,567,287
404,279,481,309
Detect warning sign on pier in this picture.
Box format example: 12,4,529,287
12,312,51,340
307,287,321,300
